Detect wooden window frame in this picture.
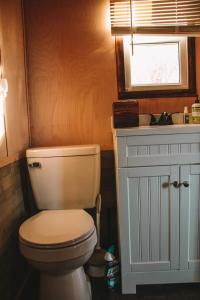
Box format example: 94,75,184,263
115,37,196,100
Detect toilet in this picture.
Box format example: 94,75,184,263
19,145,100,300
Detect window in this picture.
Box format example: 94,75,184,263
116,36,196,99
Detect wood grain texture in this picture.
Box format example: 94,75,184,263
113,100,139,128
196,38,200,96
0,0,29,157
0,26,8,159
24,0,200,149
24,0,117,150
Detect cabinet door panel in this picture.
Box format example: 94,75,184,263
119,166,179,272
180,165,200,270
149,176,160,262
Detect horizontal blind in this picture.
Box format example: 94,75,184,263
110,0,200,35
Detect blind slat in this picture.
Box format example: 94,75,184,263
110,0,200,35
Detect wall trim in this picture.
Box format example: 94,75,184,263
21,0,32,147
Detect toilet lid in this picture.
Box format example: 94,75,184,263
19,210,95,246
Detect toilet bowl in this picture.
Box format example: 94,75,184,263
19,210,97,300
19,145,100,299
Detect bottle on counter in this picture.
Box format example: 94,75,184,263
183,106,189,124
192,96,200,124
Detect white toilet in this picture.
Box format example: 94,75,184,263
19,145,100,300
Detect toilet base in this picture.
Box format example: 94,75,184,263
40,266,91,300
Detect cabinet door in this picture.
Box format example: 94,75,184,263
180,165,200,270
118,166,180,273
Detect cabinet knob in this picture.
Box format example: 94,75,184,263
172,181,181,188
162,181,181,188
162,182,170,188
181,181,189,188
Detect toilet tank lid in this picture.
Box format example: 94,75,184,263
26,144,100,158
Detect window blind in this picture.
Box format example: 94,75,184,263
110,0,200,35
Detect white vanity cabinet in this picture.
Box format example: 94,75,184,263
113,125,200,294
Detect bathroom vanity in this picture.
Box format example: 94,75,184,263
113,125,200,293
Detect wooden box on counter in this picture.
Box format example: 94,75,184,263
112,100,139,128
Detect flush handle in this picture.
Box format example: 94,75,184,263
28,162,42,168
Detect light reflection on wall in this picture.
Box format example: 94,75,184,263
104,1,112,34
0,79,8,144
0,97,5,144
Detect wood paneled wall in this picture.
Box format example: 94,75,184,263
24,0,117,149
24,0,200,150
0,0,29,159
0,1,30,299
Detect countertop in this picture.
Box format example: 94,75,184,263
113,124,200,137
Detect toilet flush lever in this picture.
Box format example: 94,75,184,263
28,162,42,168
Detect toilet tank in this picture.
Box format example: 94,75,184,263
26,145,100,209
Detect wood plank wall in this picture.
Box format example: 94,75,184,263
0,0,29,160
24,0,200,150
23,0,117,150
0,1,30,299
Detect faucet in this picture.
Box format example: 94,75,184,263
146,112,179,126
158,112,178,125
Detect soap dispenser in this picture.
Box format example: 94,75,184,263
192,96,200,124
183,106,189,124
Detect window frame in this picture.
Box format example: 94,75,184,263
115,37,196,100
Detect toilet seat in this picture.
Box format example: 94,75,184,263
19,210,95,248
